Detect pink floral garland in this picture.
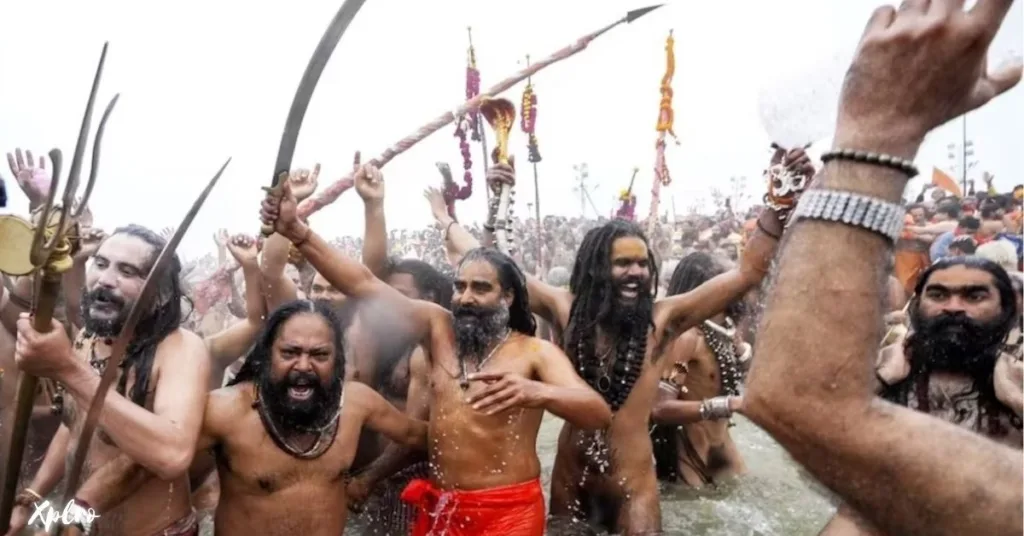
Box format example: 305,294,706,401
444,29,481,217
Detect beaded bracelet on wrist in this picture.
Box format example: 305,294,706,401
820,149,919,178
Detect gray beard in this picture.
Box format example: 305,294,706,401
453,303,510,362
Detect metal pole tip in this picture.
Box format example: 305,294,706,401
626,4,664,22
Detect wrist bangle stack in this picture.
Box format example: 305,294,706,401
820,149,919,178
791,189,905,243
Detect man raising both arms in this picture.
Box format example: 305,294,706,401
260,168,612,536
438,151,804,534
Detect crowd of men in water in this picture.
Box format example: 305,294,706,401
1,1,1022,535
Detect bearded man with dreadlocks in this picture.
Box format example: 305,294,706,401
442,149,810,534
259,165,611,536
651,252,752,488
822,256,1024,536
9,225,213,536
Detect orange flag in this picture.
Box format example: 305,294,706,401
931,167,962,198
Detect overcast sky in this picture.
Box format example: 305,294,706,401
1,0,1021,257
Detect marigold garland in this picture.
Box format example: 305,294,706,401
520,59,542,163
654,30,677,187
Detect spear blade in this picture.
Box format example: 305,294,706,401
626,4,664,23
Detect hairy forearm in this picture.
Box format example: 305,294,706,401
260,234,292,285
226,274,246,319
651,400,704,425
356,443,422,487
362,200,390,277
75,454,152,513
436,216,481,257
745,133,1024,535
62,364,190,479
240,264,264,322
539,385,612,430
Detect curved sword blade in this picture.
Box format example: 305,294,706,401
271,0,368,188
60,158,232,503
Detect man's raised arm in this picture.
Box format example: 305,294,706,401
743,3,1023,536
259,168,440,342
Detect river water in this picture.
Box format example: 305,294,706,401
534,415,836,536
339,414,836,536
16,412,833,536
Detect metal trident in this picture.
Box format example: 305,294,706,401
0,42,119,531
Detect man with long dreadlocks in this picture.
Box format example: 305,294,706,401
443,149,810,533
822,256,1024,535
205,299,425,535
259,168,611,536
8,225,212,536
651,252,751,487
55,299,429,536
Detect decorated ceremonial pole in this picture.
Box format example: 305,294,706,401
297,4,664,219
0,43,118,529
648,29,677,236
445,28,484,220
467,28,491,194
615,168,640,221
520,55,543,272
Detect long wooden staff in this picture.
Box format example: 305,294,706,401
298,4,665,219
0,43,119,530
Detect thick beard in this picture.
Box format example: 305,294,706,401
453,301,510,363
259,367,342,433
907,309,1005,378
81,287,132,337
603,276,654,335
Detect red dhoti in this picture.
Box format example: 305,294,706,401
400,478,545,536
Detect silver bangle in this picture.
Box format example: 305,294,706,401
700,396,733,420
790,189,904,243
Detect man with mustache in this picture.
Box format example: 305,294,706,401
259,174,612,536
878,256,1022,441
8,225,212,536
63,299,428,536
441,153,799,534
822,257,1023,535
205,299,426,535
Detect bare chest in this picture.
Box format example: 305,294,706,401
217,410,357,495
